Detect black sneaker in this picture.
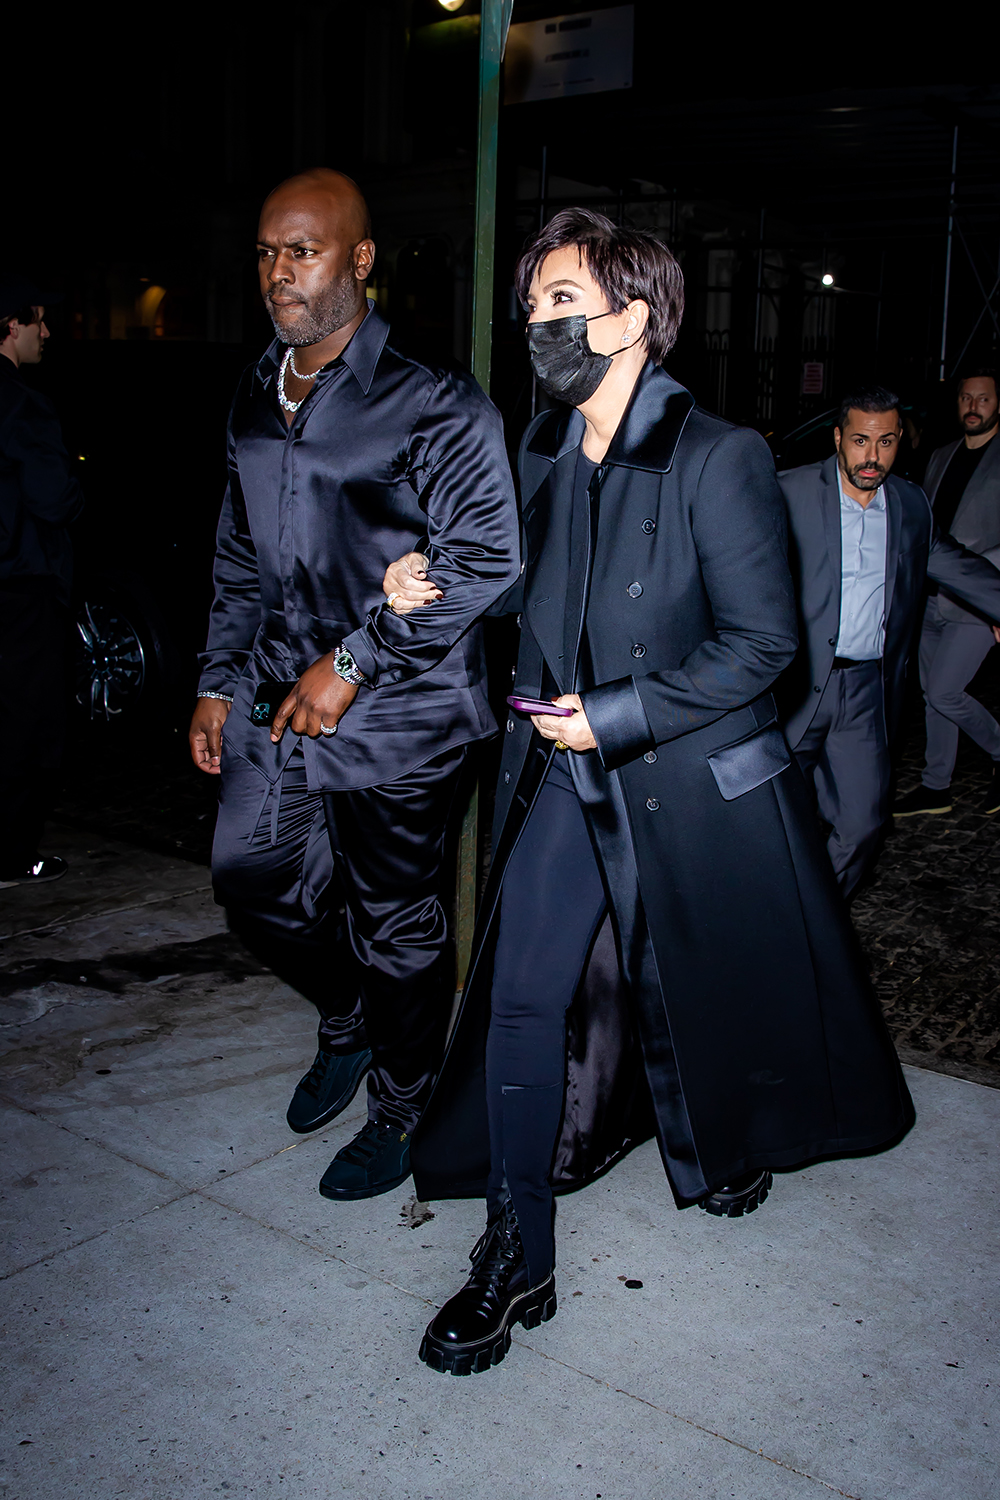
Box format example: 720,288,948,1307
699,1169,772,1218
893,785,952,817
318,1119,411,1200
0,856,68,889
979,764,1000,815
286,1046,372,1134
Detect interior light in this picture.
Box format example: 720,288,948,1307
437,0,465,9
822,273,835,287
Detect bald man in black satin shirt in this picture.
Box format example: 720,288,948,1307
189,171,519,1202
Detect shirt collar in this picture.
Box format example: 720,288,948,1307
837,465,885,512
257,300,390,397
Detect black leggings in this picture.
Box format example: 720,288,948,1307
486,753,607,1282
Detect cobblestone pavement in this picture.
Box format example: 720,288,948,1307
51,655,1000,1089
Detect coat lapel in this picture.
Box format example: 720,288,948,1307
819,456,843,632
884,475,903,626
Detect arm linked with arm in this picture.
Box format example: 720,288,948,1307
341,370,520,686
583,429,799,772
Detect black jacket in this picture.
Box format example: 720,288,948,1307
778,455,1000,749
413,365,913,1206
0,357,84,604
198,305,520,791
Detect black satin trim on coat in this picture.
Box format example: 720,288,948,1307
583,675,655,771
570,751,708,1203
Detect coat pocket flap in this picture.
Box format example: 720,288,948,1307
707,722,791,802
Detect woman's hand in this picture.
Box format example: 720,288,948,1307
381,552,443,616
530,693,597,753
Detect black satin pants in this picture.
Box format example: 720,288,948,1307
486,752,607,1282
213,740,466,1131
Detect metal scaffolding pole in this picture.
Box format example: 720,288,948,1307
456,0,513,986
939,125,959,381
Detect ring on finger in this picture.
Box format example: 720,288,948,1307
319,722,338,737
386,592,401,610
554,740,568,752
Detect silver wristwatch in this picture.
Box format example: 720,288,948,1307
333,644,365,686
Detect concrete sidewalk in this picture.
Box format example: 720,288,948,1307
1,828,997,1499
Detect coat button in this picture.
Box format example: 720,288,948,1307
814,685,821,693
828,637,836,646
519,561,526,574
516,613,522,628
631,643,646,658
627,582,643,598
507,718,514,731
643,750,657,764
642,518,656,534
504,770,510,783
646,797,660,811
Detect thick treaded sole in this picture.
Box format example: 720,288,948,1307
418,1277,557,1376
318,1164,410,1201
893,803,951,818
699,1170,772,1218
286,1049,372,1134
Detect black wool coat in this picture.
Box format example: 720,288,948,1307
411,364,913,1206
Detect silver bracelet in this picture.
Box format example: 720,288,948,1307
197,691,234,703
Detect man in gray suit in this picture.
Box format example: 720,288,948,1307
894,369,1000,819
779,386,1000,897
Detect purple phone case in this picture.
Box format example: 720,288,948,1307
506,694,575,717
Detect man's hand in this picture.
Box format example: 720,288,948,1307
270,653,359,742
530,693,597,753
381,552,443,616
189,697,231,775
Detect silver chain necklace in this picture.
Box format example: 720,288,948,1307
278,346,319,414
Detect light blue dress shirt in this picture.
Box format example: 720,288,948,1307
836,471,887,660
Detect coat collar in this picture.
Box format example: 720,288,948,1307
256,300,389,397
526,361,696,473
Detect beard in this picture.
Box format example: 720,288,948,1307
962,409,999,435
266,269,359,347
842,459,887,490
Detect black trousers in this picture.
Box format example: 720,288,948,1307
0,580,70,871
213,740,466,1131
486,752,607,1282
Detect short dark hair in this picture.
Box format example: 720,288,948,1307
0,303,37,341
514,208,684,365
836,385,901,432
956,366,997,394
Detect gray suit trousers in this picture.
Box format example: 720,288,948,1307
793,660,887,898
918,596,1000,789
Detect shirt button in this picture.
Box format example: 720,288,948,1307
627,582,643,598
631,643,646,658
643,750,657,764
646,797,660,811
642,519,656,534
507,718,514,731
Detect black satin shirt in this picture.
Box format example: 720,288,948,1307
198,305,520,791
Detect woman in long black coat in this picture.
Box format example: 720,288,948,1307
385,209,913,1378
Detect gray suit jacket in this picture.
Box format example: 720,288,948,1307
778,455,1000,749
923,432,1000,622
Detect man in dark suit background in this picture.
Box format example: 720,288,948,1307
894,369,1000,819
779,386,1000,897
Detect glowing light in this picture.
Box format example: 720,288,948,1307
822,273,835,287
437,0,465,9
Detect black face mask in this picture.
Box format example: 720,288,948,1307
526,311,627,406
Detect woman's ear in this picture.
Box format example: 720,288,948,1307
621,300,649,346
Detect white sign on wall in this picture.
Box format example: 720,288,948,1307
504,6,634,106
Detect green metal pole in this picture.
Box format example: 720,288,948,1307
456,0,513,988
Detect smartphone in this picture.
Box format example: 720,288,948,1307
506,694,575,717
251,680,297,726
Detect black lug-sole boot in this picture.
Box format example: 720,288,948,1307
419,1196,556,1376
699,1169,773,1218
